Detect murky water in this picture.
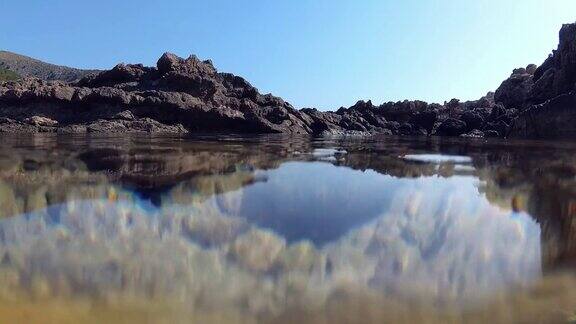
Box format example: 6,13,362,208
0,134,575,324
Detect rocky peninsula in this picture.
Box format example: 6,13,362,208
0,23,575,139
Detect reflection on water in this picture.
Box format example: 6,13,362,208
402,154,473,164
0,134,574,323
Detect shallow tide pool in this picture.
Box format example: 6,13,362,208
0,134,575,323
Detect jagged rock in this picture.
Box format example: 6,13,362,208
409,110,437,135
476,23,576,139
77,63,154,87
85,118,187,134
486,120,510,137
494,65,535,109
0,22,575,139
398,123,413,135
460,111,484,131
489,105,507,121
23,116,58,127
509,92,576,139
504,23,576,139
0,53,313,134
530,24,576,104
157,52,217,76
436,118,467,136
112,110,135,121
526,64,538,75
299,108,342,134
461,129,485,138
484,129,500,138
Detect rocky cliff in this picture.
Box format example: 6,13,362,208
0,53,502,136
0,53,316,134
0,22,575,138
506,23,576,139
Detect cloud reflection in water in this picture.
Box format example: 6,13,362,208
0,161,541,316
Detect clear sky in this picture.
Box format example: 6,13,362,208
1,1,575,110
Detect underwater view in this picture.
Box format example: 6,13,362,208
3,1,576,323
0,134,574,323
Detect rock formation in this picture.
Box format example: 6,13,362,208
0,53,315,134
0,22,575,138
507,23,576,139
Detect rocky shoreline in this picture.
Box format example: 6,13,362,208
0,23,575,139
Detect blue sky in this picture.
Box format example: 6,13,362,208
1,1,575,110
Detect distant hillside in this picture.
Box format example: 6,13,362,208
0,51,99,82
0,67,20,81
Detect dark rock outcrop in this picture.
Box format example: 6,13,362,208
530,24,576,104
505,23,576,139
509,92,576,139
0,57,502,136
0,22,575,138
436,118,467,137
494,66,536,109
0,54,315,134
0,53,446,136
409,110,438,135
460,111,485,132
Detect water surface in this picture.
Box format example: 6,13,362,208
0,134,575,323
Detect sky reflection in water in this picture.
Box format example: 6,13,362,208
0,157,542,316
2,134,573,323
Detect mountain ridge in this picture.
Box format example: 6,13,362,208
0,50,99,82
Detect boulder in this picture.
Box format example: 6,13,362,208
461,129,484,138
78,63,154,87
494,66,534,109
23,116,58,127
435,118,467,136
460,111,484,131
409,110,437,135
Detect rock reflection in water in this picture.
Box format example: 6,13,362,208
0,134,575,323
